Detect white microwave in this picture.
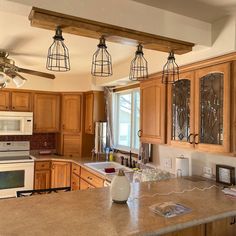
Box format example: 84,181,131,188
0,111,33,135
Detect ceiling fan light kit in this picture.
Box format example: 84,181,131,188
91,36,113,77
46,26,70,72
162,51,179,84
129,44,148,81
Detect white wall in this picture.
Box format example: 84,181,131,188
151,144,236,180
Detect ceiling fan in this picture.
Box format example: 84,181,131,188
0,51,55,88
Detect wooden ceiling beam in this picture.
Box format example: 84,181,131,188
29,7,194,55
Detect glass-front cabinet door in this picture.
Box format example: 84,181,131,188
168,72,195,148
194,63,230,153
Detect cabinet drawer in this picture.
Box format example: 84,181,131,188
80,178,95,190
71,173,80,191
35,161,51,170
81,167,104,188
71,163,80,176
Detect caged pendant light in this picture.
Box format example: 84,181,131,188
162,51,179,84
129,44,148,81
46,26,70,72
91,36,112,77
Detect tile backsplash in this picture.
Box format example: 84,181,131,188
0,133,56,150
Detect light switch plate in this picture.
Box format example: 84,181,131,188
164,158,172,169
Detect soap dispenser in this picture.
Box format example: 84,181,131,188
110,169,130,204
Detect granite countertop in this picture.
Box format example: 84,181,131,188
0,178,235,235
34,154,133,182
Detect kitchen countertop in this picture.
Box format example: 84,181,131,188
0,178,236,235
34,154,134,182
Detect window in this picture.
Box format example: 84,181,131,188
113,89,140,152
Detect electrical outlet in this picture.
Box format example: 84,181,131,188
164,158,172,169
203,166,213,178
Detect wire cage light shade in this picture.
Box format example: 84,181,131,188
162,51,179,84
129,44,148,81
91,36,112,77
46,26,70,72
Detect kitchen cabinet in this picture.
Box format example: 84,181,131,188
84,91,105,134
33,93,60,133
51,161,71,188
140,77,166,144
0,90,31,111
71,163,81,191
34,161,51,190
168,63,231,153
63,134,81,157
205,216,236,236
80,178,95,190
11,91,32,111
61,94,82,133
80,167,104,188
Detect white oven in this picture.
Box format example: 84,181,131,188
0,162,34,198
0,141,34,198
0,111,33,135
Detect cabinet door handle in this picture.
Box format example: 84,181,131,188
188,133,194,144
137,129,142,138
62,124,65,130
230,217,236,225
5,106,8,109
194,134,199,144
12,106,15,110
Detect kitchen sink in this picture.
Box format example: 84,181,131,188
84,161,133,175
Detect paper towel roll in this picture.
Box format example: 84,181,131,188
176,157,189,177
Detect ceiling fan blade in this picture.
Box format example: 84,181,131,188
17,67,55,79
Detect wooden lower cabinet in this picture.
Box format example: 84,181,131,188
80,178,95,190
80,167,104,188
51,161,71,188
34,161,71,190
206,216,236,236
71,163,81,191
162,216,236,236
34,170,51,190
34,161,51,190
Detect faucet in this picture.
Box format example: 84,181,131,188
129,151,133,168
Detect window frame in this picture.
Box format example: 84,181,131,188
113,88,140,153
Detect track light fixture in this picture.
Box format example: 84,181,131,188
91,36,112,77
46,26,70,72
129,44,148,81
162,51,179,84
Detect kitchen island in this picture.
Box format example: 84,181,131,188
1,178,236,235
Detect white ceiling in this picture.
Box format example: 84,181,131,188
0,0,234,89
133,0,236,23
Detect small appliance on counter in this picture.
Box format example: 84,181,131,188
138,143,152,164
175,155,189,177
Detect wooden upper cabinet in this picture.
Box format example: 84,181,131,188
0,90,32,111
194,63,230,153
167,72,195,148
63,134,81,157
62,94,82,133
34,93,60,133
85,93,94,134
0,91,10,110
51,161,71,188
84,91,105,134
140,78,166,144
11,91,32,111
